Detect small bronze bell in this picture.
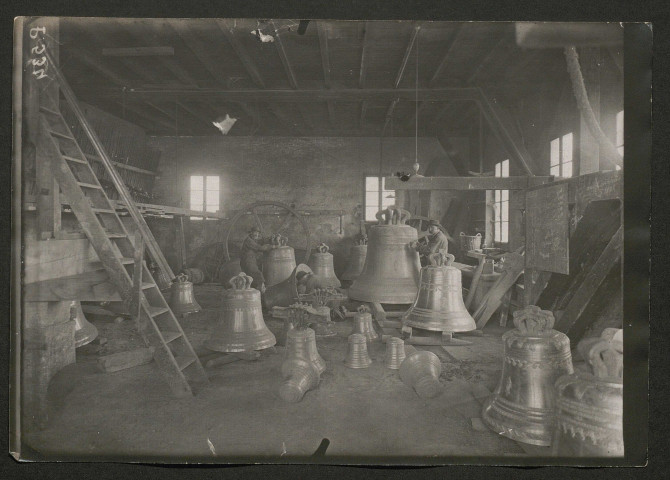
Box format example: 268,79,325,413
350,305,378,342
482,305,574,446
308,243,341,288
402,252,476,333
70,301,98,348
344,334,372,369
169,273,201,316
279,357,320,403
349,207,421,304
341,235,368,283
284,305,326,375
552,330,623,457
399,346,443,399
264,264,315,310
263,234,297,287
181,267,205,284
204,273,276,352
384,337,406,369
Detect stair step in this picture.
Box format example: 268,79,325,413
92,207,116,214
147,305,170,317
175,355,196,371
62,155,88,164
49,130,75,141
106,232,127,238
160,331,182,344
39,106,61,116
142,282,157,289
78,181,102,189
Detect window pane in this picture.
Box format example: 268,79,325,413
501,201,509,222
494,221,501,242
495,162,501,177
501,222,509,243
562,133,573,163
562,161,573,178
365,207,378,221
365,191,379,207
494,203,501,223
366,176,379,191
550,165,560,176
205,204,218,213
494,189,501,202
616,110,624,147
550,138,560,166
502,159,509,177
206,176,219,191
190,176,203,191
502,190,509,202
206,189,218,209
190,191,203,211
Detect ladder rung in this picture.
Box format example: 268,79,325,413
78,181,102,189
63,155,88,164
161,331,182,344
142,282,156,289
40,106,61,116
106,232,127,238
48,130,75,141
92,207,116,214
147,305,170,317
175,356,196,371
119,257,134,265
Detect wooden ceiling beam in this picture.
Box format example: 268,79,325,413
68,47,132,87
359,22,371,89
271,20,299,89
216,19,266,88
395,24,421,89
117,19,200,87
429,24,466,88
167,19,230,85
117,102,176,132
316,21,332,88
85,87,481,103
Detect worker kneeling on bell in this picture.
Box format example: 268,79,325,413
240,226,273,292
412,220,449,267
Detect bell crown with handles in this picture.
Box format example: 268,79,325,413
173,273,189,284
287,302,312,329
357,304,371,314
577,329,623,382
229,272,254,290
375,206,411,225
316,243,330,254
512,305,555,336
271,233,288,246
428,252,455,267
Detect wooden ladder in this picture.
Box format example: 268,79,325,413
35,54,207,398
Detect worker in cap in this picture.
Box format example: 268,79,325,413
412,219,450,266
240,225,273,292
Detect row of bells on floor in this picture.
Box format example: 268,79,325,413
481,305,623,456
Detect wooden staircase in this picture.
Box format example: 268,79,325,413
35,44,208,397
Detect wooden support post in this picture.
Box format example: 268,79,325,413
174,215,186,271
578,47,602,175
131,229,144,323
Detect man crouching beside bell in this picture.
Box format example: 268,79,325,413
411,219,449,267
240,226,274,293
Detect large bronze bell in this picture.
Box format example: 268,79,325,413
341,236,368,283
70,301,99,348
552,330,623,457
169,273,201,316
307,243,341,288
402,252,476,333
263,233,297,287
482,306,574,446
348,206,421,304
264,264,316,310
204,272,276,352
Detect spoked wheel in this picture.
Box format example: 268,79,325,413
216,201,312,276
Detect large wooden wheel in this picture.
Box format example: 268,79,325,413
219,201,312,268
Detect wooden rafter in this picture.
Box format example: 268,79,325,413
216,19,266,88
359,100,369,127
316,21,336,126
429,23,465,88
84,87,481,103
385,175,552,190
271,20,298,89
395,24,421,89
381,98,400,136
167,19,230,85
466,35,511,84
117,19,200,87
359,22,371,89
176,101,214,129
266,103,308,136
69,47,132,87
118,101,176,132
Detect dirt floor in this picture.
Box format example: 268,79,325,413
23,284,529,461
